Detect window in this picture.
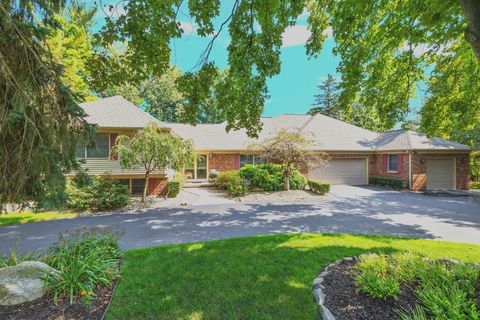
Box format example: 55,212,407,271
75,133,110,159
131,179,145,195
387,154,398,172
240,155,267,168
87,133,110,158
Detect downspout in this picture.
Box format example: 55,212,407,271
408,152,412,190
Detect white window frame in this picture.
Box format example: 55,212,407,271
387,154,399,173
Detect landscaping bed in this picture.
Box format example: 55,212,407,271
0,280,116,320
318,253,480,319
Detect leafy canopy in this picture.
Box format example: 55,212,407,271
94,0,480,139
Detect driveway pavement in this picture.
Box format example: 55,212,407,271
1,185,479,254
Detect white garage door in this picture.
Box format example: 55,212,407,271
309,159,367,185
427,159,455,190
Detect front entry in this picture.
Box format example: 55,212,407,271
185,154,208,180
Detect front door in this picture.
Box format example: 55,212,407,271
196,155,207,179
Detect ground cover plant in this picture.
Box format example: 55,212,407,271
354,253,480,319
0,211,76,227
105,233,480,319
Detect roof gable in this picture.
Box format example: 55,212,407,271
79,96,167,129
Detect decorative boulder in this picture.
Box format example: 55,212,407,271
0,261,58,306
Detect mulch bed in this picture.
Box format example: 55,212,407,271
322,259,420,320
0,279,117,320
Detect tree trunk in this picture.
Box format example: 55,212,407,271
284,173,290,191
458,0,480,62
142,171,150,202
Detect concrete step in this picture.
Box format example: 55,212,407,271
184,182,213,188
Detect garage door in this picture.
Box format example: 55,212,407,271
309,159,367,185
426,159,455,190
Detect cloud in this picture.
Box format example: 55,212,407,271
179,21,198,35
281,25,311,47
281,25,333,48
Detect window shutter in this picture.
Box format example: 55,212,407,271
110,133,118,160
234,154,240,170
397,155,403,173
383,154,388,173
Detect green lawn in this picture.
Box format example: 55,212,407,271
106,234,480,320
0,211,77,226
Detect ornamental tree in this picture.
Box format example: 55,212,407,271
248,129,329,191
114,124,194,201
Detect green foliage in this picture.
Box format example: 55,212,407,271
0,0,90,209
307,180,330,195
470,181,480,189
239,164,306,191
45,1,97,101
115,124,194,201
354,254,400,300
66,173,129,212
167,175,185,198
248,130,328,190
208,170,219,184
471,152,480,182
225,173,247,197
370,176,408,190
44,228,121,304
0,241,39,268
215,171,239,190
355,252,480,319
420,40,480,149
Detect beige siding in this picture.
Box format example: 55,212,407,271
76,159,165,176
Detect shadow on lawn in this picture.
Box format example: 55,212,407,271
106,233,454,320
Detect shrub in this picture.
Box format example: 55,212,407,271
208,170,219,184
470,181,480,189
307,180,330,195
370,176,408,189
215,171,239,190
225,173,247,197
354,254,400,300
66,173,129,212
239,163,306,191
44,228,121,304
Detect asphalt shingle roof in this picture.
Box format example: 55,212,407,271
80,96,469,152
79,96,167,129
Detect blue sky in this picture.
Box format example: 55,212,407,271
92,1,420,120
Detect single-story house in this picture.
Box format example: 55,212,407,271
76,96,470,195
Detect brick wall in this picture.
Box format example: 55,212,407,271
147,177,168,196
411,153,470,191
370,153,409,181
208,154,240,172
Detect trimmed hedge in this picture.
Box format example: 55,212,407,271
215,171,239,190
470,181,480,189
307,180,330,195
168,174,186,198
370,176,408,190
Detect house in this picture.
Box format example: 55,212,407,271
77,96,470,195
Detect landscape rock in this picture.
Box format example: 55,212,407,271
0,261,58,306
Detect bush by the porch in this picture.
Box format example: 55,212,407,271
239,164,306,191
167,174,186,198
370,176,408,190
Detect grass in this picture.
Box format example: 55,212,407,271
106,233,480,320
0,211,77,226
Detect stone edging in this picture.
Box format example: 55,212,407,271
311,256,358,320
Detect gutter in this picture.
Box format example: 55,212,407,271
409,151,412,190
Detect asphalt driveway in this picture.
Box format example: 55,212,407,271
1,185,479,254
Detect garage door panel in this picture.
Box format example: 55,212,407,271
426,159,454,190
309,159,367,185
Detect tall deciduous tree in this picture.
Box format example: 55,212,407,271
0,0,89,209
45,1,97,101
248,129,329,190
114,124,194,201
